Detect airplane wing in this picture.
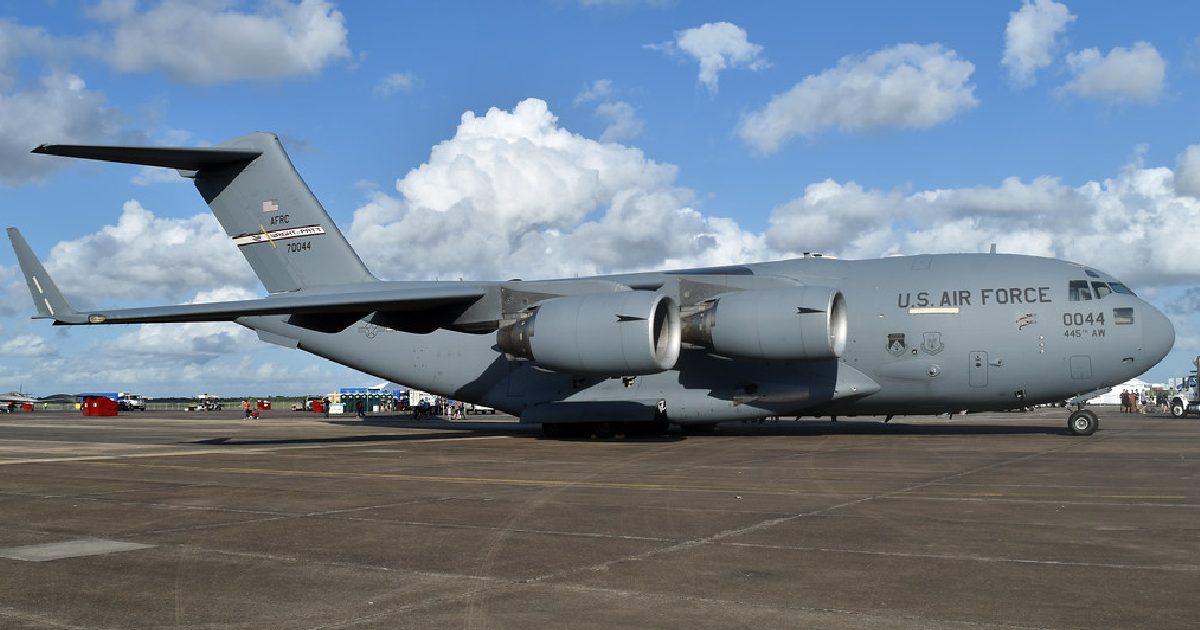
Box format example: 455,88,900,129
63,286,488,325
6,227,486,326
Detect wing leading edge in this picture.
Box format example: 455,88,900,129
74,286,488,325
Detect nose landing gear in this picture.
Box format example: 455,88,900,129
1067,408,1099,436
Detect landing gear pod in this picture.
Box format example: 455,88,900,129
681,287,847,360
498,291,681,375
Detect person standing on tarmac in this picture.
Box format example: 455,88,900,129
242,399,251,418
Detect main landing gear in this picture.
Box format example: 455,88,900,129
541,420,671,439
1067,408,1099,436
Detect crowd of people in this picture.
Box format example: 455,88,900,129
1118,389,1170,413
409,397,465,419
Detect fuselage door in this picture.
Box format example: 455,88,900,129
1070,355,1093,380
969,351,988,388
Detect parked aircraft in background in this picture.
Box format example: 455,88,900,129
0,391,37,410
8,133,1175,437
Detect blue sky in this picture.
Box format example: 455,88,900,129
1,0,1198,396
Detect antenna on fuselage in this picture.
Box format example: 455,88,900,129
989,243,997,254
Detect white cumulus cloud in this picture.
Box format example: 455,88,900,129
1175,144,1200,198
348,98,763,281
765,180,906,255
374,72,417,98
1061,42,1166,103
647,21,766,93
0,266,26,317
0,335,54,358
44,201,257,302
574,80,644,142
574,79,614,105
766,145,1200,287
1002,0,1076,86
0,72,122,185
102,286,259,361
595,101,644,142
0,19,55,91
738,43,977,154
92,0,350,85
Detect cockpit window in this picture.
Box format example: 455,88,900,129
1084,269,1100,278
1069,280,1093,301
1070,279,1134,300
1109,282,1136,296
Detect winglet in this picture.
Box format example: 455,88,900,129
6,228,86,323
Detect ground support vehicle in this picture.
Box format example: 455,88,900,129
1169,372,1200,418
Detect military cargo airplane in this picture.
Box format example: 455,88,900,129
8,133,1175,437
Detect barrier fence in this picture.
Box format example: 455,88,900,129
9,400,310,412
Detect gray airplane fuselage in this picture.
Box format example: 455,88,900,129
14,132,1174,430
244,253,1172,423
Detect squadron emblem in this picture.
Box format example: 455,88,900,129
886,333,906,357
920,332,944,355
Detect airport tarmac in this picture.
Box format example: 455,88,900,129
0,407,1196,629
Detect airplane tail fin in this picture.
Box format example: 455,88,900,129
6,228,86,323
32,133,375,294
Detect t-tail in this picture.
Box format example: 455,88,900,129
31,132,375,293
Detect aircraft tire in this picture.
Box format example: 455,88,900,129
624,420,671,437
1068,409,1098,436
541,422,565,438
1170,400,1187,418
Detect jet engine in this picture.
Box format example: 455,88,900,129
680,287,847,360
497,291,681,375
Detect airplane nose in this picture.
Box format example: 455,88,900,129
1142,303,1175,365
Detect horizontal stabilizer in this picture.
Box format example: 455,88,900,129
31,144,262,171
6,228,86,323
32,132,375,294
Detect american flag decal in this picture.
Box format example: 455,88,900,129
262,199,279,212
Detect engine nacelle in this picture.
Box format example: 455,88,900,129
680,287,847,360
498,291,681,375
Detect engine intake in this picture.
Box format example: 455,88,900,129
681,287,847,360
498,291,681,375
